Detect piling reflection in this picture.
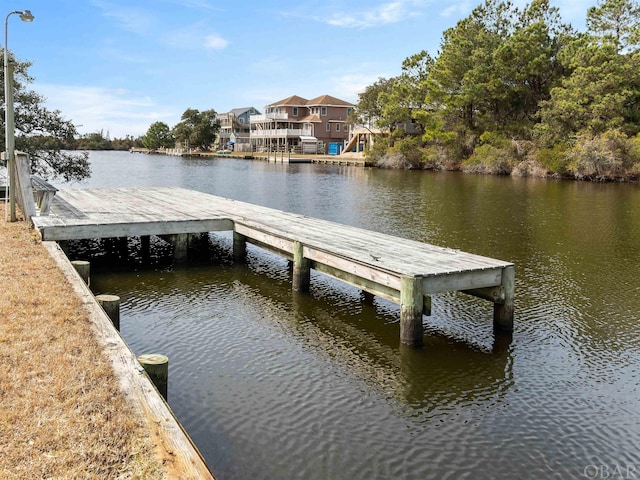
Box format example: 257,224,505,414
291,283,514,414
80,233,514,421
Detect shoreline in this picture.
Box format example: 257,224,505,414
118,147,640,183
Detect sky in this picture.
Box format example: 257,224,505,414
8,0,597,138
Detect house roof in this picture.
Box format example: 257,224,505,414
306,94,354,107
267,94,355,108
268,95,309,107
230,106,261,116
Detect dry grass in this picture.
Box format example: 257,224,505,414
0,205,164,479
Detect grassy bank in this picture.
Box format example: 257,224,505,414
0,206,164,479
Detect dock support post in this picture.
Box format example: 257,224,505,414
362,290,375,305
96,294,120,331
167,234,189,262
233,231,247,262
140,235,150,263
400,276,424,347
138,354,168,400
117,236,128,258
493,265,514,332
292,241,310,292
71,260,90,285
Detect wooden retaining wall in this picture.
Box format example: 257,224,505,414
44,242,215,479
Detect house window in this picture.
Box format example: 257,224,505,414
326,123,331,132
321,106,327,116
347,107,353,116
293,107,298,116
336,124,340,131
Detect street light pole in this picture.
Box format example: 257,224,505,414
4,9,34,221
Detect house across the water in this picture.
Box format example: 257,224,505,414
250,94,355,154
217,107,262,153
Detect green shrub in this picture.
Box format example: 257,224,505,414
389,135,424,168
462,132,518,175
364,136,390,163
565,129,636,180
422,145,457,170
538,144,570,175
478,131,510,149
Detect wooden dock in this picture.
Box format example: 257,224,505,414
31,187,514,346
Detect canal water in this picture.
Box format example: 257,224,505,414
68,151,640,479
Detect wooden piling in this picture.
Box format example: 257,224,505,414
292,241,310,292
96,294,120,331
140,235,150,263
233,231,247,262
362,290,375,305
117,236,128,258
493,265,515,332
71,260,90,285
166,234,188,262
400,276,424,347
138,353,169,400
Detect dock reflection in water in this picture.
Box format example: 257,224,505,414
80,234,514,479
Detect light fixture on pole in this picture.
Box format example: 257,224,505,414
4,9,34,222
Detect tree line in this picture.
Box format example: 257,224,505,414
66,106,221,153
352,0,640,181
138,109,220,152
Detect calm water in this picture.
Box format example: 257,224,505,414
67,151,640,479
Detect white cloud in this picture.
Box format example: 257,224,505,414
331,73,386,100
37,84,178,138
92,1,156,34
164,24,229,51
440,0,473,18
161,0,222,11
324,0,426,29
204,34,229,50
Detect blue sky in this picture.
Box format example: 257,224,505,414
10,0,596,138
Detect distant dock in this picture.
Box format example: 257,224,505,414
32,187,514,346
137,147,373,166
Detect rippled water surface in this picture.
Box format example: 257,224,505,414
69,152,640,479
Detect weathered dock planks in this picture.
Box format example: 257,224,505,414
32,187,514,346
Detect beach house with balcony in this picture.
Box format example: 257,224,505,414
250,95,354,154
217,107,261,152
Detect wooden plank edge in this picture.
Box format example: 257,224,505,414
37,218,234,241
42,241,216,480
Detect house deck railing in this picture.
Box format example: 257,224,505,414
251,129,313,138
250,113,289,123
